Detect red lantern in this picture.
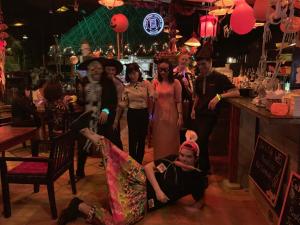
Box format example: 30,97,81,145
230,0,256,35
110,14,129,33
199,15,218,38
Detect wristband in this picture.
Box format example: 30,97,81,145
101,108,110,115
216,94,222,101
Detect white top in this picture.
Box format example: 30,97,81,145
120,80,154,109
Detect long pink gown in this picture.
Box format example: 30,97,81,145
152,79,182,160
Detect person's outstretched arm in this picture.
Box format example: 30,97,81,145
144,162,169,203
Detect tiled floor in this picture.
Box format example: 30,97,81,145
0,143,269,225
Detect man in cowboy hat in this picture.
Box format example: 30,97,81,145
76,57,118,180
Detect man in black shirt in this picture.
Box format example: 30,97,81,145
191,53,239,174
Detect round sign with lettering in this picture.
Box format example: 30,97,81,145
143,13,164,36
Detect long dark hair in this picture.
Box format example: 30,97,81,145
125,63,143,83
43,80,63,103
157,59,174,83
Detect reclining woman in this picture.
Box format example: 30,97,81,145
58,114,208,225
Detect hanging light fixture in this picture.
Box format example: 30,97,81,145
199,15,218,38
209,8,233,16
184,32,201,47
215,0,234,7
98,0,124,9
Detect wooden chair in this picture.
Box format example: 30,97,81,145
0,130,77,219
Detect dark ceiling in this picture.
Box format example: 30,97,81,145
2,0,284,69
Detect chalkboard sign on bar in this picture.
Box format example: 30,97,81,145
278,172,300,225
249,136,288,207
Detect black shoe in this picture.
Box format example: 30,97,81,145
57,197,83,225
70,110,93,131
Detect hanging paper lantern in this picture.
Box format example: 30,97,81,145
199,15,218,38
253,0,271,21
98,0,124,9
0,23,8,31
230,0,256,35
280,17,300,33
110,14,129,33
0,40,6,50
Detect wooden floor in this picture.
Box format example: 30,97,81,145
0,144,269,225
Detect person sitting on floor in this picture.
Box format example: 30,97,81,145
57,115,208,225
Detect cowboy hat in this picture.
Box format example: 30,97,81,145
77,57,107,70
104,58,123,74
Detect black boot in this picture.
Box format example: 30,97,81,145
70,110,93,131
57,197,83,225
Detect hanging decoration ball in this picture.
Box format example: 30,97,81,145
230,0,256,35
110,14,129,33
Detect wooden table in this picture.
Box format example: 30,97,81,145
0,126,37,157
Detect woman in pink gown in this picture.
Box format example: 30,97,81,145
152,59,183,159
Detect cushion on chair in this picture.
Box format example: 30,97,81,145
8,162,48,175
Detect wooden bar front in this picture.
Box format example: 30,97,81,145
226,97,300,225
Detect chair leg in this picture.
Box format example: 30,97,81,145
47,182,57,219
33,183,40,193
69,164,77,194
1,166,11,217
1,178,11,218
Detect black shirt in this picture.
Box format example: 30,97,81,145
174,72,193,102
147,155,208,210
11,95,40,127
194,70,234,116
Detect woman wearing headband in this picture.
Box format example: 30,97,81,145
58,126,208,225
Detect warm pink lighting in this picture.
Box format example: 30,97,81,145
199,15,218,38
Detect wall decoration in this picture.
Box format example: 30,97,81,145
143,13,164,36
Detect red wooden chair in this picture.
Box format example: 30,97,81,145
0,130,77,219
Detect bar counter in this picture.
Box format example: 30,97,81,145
226,97,300,224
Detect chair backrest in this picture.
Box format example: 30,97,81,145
48,130,76,178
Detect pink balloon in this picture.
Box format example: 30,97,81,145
110,14,129,33
253,0,270,21
230,1,256,35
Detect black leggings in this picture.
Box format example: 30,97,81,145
127,108,149,164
